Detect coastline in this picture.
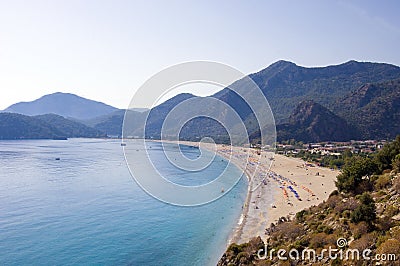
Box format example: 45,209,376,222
153,140,339,247
167,140,339,245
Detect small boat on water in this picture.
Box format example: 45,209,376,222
121,143,127,146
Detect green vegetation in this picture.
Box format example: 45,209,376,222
35,114,106,138
338,79,400,140
0,113,106,140
0,113,66,140
375,135,400,172
219,136,400,265
277,100,359,142
335,156,376,194
336,136,400,194
350,192,376,225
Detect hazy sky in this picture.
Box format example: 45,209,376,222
0,0,399,109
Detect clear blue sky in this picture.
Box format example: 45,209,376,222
0,0,399,109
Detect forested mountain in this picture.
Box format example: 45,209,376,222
0,113,66,139
35,114,106,138
336,79,400,140
276,100,359,142
2,60,400,142
118,60,400,142
214,60,400,123
0,113,105,140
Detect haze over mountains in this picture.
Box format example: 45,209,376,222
3,92,118,120
1,60,400,142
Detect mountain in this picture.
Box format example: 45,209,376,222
82,109,126,137
213,60,400,123
0,113,106,140
143,93,197,138
5,60,399,142
337,79,400,140
123,93,197,139
3,92,118,120
35,114,106,138
275,100,359,142
0,113,66,139
119,60,400,142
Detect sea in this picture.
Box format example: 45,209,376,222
0,139,247,266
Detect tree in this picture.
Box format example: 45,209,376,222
393,154,400,173
375,135,400,172
335,156,376,194
351,193,376,225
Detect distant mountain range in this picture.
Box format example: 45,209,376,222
0,113,105,140
121,60,400,142
3,92,118,120
1,60,400,142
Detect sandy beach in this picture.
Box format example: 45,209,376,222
232,151,338,244
174,141,339,244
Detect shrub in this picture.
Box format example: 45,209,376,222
393,175,400,194
351,221,369,239
322,225,333,234
350,233,376,250
375,174,391,190
393,154,400,173
227,243,247,254
296,210,307,223
329,190,339,197
309,233,336,249
336,156,376,194
351,193,376,224
385,205,399,217
377,216,392,232
270,222,304,241
377,239,400,256
335,198,359,213
342,210,351,219
391,226,400,241
326,195,341,209
375,135,400,172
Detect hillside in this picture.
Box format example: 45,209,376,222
276,100,359,142
35,114,106,138
0,113,106,140
3,60,400,142
337,79,400,140
82,109,126,137
119,60,400,143
0,113,66,139
3,92,118,120
242,60,400,123
219,136,400,265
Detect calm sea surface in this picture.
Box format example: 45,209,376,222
0,139,247,265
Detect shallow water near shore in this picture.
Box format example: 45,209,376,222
0,139,247,265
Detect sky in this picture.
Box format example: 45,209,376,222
0,0,399,109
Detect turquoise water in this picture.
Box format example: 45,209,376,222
0,139,247,265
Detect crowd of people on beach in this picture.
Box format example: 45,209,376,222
217,145,317,208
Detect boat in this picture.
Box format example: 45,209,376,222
53,137,68,140
121,143,127,146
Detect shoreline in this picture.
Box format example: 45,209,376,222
153,140,339,249
153,140,339,246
